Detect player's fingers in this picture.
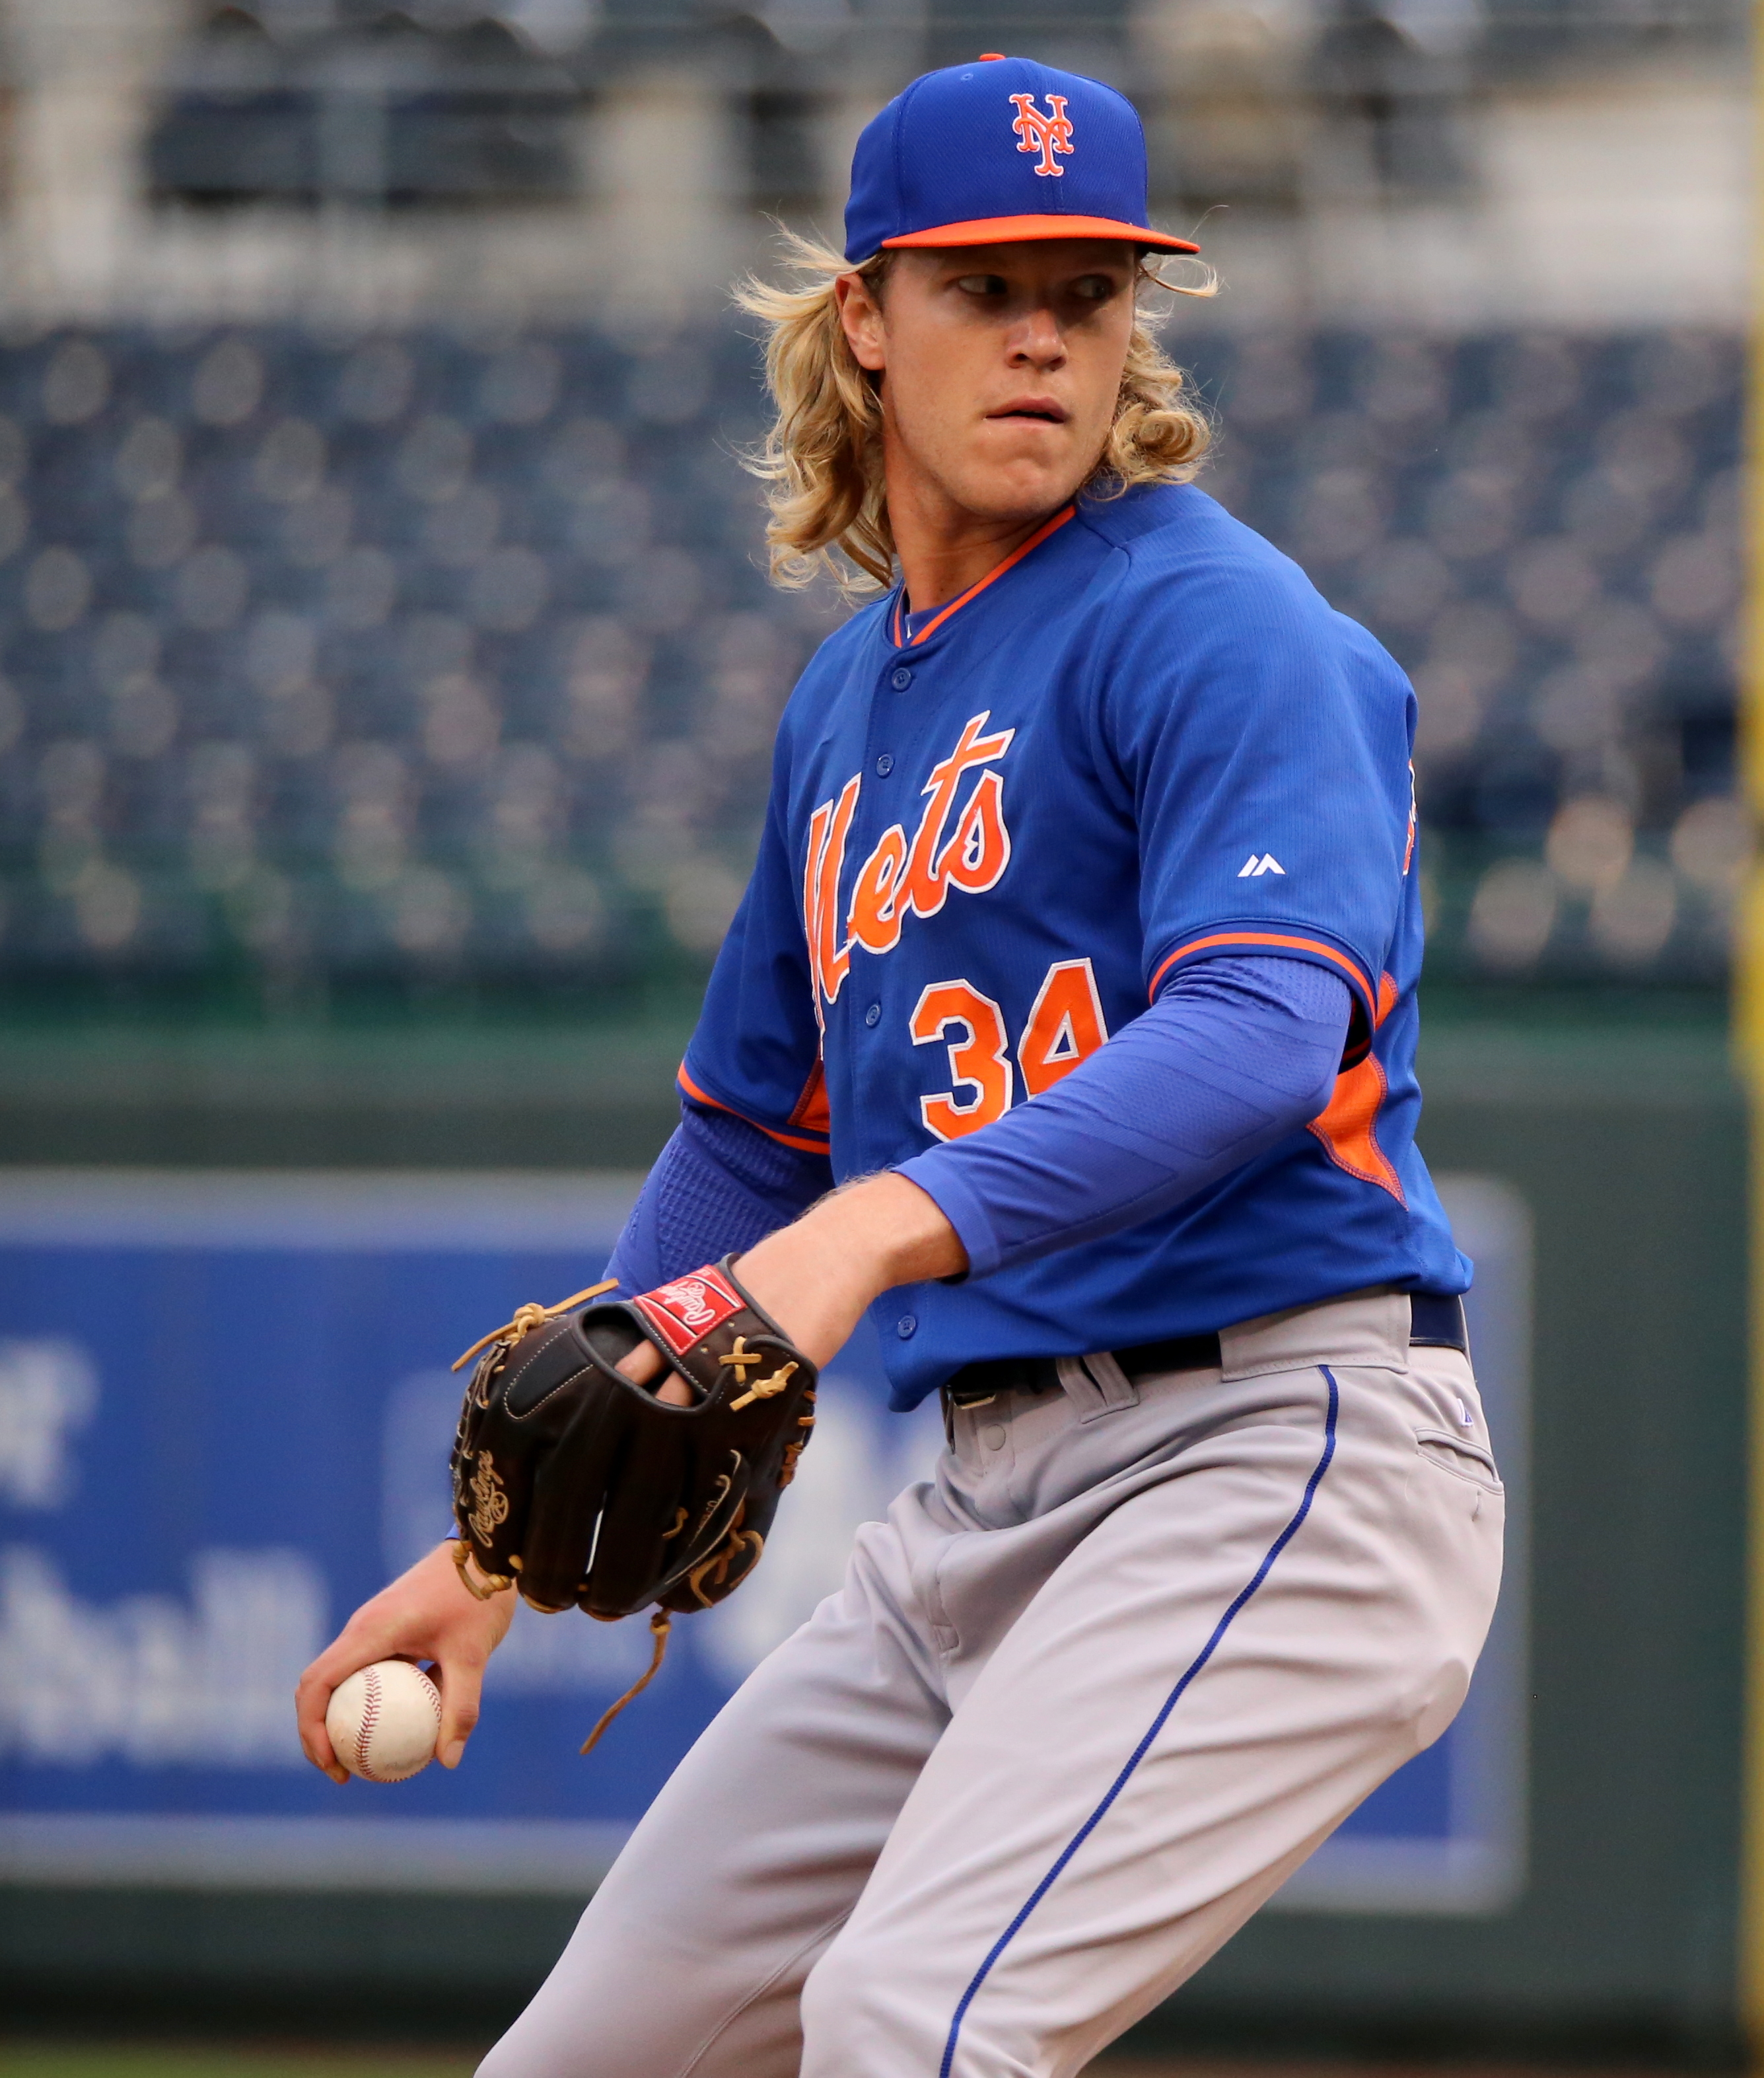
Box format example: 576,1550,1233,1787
617,1338,695,1404
293,1661,335,1762
435,1655,484,1769
294,1661,351,1785
616,1340,666,1387
297,1617,407,1779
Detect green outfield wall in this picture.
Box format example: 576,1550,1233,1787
0,1007,1747,2057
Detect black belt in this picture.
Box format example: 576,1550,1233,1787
942,1293,1467,1408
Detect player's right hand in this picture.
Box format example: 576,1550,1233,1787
295,1539,516,1784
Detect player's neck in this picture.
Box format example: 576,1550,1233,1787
890,508,1065,622
885,471,1067,622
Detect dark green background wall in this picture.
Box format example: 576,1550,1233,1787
0,1003,1747,2056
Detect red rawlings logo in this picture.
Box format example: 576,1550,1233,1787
635,1266,744,1355
1009,92,1073,177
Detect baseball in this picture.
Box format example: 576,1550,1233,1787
325,1660,442,1783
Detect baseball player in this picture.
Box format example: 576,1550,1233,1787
297,54,1504,2078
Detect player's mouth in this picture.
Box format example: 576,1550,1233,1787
986,398,1070,425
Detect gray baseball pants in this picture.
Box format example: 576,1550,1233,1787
478,1287,1504,2078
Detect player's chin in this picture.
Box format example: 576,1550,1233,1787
960,444,1093,522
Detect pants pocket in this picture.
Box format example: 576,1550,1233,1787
1413,1427,1502,1493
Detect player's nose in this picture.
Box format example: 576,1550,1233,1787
1006,305,1067,367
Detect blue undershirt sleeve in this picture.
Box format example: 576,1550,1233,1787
603,1100,834,1296
895,954,1351,1281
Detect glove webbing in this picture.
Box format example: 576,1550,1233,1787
452,1279,619,1374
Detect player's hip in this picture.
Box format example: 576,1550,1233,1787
852,1291,1502,1762
925,1285,1497,1532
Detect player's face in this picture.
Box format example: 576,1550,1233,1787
839,241,1138,528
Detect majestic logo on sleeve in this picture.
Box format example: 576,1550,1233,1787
1009,94,1074,177
804,711,1014,1021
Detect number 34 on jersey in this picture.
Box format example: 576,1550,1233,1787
909,961,1109,1141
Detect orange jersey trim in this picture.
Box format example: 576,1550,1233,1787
1308,1055,1405,1204
788,1059,831,1137
1147,931,1376,1013
894,507,1076,650
676,1064,831,1155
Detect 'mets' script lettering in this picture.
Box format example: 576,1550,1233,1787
804,711,1014,1016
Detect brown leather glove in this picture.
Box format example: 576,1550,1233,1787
448,1260,818,1748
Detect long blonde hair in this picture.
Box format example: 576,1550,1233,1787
734,231,1217,591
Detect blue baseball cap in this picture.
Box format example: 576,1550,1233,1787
843,55,1199,265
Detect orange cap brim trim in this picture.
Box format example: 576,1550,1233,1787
881,214,1199,254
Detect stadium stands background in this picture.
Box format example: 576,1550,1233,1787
0,0,1747,1022
0,316,1742,1003
0,0,1745,1022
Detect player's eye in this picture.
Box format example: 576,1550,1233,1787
1069,275,1122,303
953,274,1008,298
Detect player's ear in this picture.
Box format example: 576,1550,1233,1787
835,270,888,373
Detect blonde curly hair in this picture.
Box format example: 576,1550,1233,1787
734,231,1217,592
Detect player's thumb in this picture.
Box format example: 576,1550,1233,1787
435,1658,483,1769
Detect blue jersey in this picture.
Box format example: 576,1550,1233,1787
681,482,1469,1409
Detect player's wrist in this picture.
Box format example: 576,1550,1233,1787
851,1171,966,1289
790,1172,964,1303
723,1176,939,1362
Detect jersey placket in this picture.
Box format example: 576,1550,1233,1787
812,515,1076,1181
840,617,957,1178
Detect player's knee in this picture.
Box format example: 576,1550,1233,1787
800,1929,925,2067
1411,1648,1474,1750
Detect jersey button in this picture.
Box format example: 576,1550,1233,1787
875,753,894,776
890,666,912,690
896,1314,917,1339
864,1001,882,1027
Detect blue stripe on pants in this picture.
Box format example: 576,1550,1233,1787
938,1365,1343,2078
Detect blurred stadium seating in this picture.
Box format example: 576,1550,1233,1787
0,318,1740,1000
146,3,587,206
1203,326,1745,986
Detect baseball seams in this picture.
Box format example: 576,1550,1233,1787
339,1661,442,1783
355,1663,383,1781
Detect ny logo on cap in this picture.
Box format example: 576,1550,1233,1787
1009,93,1074,177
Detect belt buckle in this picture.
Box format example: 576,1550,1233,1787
946,1386,997,1410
